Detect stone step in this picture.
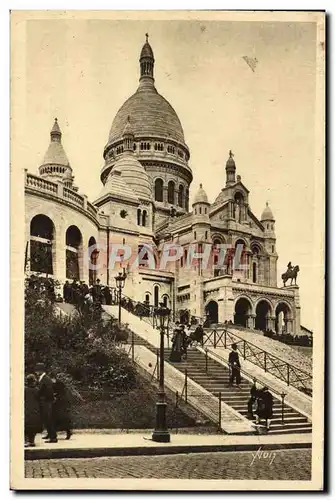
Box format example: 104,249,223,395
266,427,312,435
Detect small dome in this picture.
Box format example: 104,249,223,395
193,183,209,205
226,150,236,168
261,202,275,221
140,41,154,60
40,118,70,168
113,153,152,201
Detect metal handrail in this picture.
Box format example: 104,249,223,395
203,348,287,424
203,327,312,393
204,327,311,375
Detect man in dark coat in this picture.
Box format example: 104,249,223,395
35,363,57,443
25,374,42,447
228,343,241,386
53,379,73,440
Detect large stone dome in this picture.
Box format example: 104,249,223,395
107,86,186,146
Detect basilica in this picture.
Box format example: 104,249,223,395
25,35,301,335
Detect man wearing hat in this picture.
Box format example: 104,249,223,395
35,363,58,443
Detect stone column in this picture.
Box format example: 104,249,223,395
54,226,66,284
269,316,276,332
247,314,255,329
163,185,168,204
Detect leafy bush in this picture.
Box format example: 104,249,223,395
25,275,136,392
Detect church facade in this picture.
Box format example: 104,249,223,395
24,36,301,335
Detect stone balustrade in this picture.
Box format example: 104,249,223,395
25,173,58,195
25,172,98,219
63,186,85,208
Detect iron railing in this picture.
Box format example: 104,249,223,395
202,348,287,425
202,328,312,395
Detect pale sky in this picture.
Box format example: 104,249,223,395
23,17,319,331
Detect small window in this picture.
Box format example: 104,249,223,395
199,207,202,215
194,208,197,215
205,231,208,239
272,245,275,253
194,231,196,240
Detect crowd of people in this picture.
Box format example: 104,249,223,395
62,279,118,308
169,322,205,362
24,363,78,447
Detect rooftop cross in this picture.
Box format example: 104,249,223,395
229,149,234,158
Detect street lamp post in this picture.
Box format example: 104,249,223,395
115,271,126,324
152,303,171,443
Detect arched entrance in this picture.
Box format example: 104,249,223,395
66,225,82,280
275,302,292,334
234,297,252,327
255,300,271,331
205,300,219,325
30,214,55,275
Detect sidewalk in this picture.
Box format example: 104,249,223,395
25,430,312,460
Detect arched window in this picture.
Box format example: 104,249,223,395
212,238,222,276
194,231,196,240
137,209,141,225
253,262,257,283
66,225,82,280
154,285,159,307
178,185,184,207
154,179,163,202
142,210,147,227
199,207,202,215
145,293,150,303
168,181,175,204
162,295,169,307
30,214,55,275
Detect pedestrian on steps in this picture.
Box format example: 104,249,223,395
255,386,273,430
247,383,259,418
228,343,241,387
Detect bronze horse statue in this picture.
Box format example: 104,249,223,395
281,265,300,286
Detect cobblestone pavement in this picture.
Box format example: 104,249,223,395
25,449,311,480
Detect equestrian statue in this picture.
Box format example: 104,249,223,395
281,262,300,287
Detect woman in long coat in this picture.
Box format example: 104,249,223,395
25,374,42,447
52,379,73,440
255,386,273,430
169,327,183,362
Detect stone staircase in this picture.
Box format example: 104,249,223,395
57,303,311,435
165,348,312,435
